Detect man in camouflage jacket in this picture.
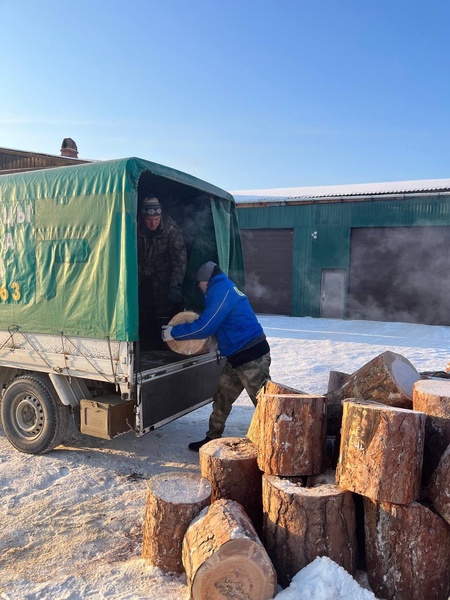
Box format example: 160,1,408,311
138,197,187,328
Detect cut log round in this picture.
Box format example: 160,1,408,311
142,471,211,573
262,473,357,588
325,351,421,435
166,311,210,356
364,497,450,600
199,437,263,534
249,392,326,476
182,499,277,600
248,380,309,446
413,379,450,482
428,443,450,525
336,398,425,504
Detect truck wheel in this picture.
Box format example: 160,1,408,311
1,374,70,454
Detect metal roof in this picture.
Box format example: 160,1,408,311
233,178,450,204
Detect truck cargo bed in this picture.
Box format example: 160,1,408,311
138,347,193,371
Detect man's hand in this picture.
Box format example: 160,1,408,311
161,325,174,342
168,286,182,304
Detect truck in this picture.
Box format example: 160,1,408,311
0,157,244,454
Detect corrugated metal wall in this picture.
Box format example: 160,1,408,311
237,194,450,325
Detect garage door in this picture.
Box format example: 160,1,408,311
348,226,450,326
240,229,294,315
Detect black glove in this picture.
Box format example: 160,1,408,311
168,286,182,304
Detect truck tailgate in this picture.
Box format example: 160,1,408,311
136,351,224,434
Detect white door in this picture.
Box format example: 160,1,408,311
320,269,346,319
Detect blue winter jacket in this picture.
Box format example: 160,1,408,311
171,272,264,357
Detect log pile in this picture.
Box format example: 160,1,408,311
331,359,450,600
141,353,450,599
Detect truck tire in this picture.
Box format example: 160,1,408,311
1,374,70,454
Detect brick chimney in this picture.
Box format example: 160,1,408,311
60,138,79,158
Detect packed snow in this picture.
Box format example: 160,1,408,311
0,316,448,599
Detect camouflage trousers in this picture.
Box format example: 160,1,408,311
207,352,271,439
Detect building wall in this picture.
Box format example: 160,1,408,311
0,148,89,173
236,194,450,324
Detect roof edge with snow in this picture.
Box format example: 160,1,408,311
232,178,450,204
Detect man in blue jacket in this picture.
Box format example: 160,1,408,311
161,261,271,451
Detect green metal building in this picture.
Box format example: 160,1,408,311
235,179,450,326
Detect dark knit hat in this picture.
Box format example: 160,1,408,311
196,261,218,282
141,197,162,217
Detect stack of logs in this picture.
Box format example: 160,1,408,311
142,350,450,600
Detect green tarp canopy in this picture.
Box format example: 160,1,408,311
0,157,244,341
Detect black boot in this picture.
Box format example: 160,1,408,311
188,436,212,452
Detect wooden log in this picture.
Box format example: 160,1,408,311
262,379,309,395
326,371,351,437
428,443,450,525
327,370,351,392
248,379,310,448
262,473,357,588
182,499,277,600
309,469,369,569
364,497,450,600
166,311,210,355
250,392,326,476
199,436,263,534
142,471,211,573
247,379,312,444
325,351,421,436
413,379,450,482
336,399,425,504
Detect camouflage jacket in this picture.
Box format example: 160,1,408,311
137,215,187,290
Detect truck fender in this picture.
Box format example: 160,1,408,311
48,373,91,407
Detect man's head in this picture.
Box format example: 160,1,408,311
196,261,221,294
141,197,162,231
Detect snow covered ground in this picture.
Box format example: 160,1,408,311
0,316,448,599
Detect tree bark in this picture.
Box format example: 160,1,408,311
413,379,450,483
428,443,450,525
262,473,357,588
249,392,326,476
182,499,277,600
142,471,211,573
326,371,351,436
364,497,450,600
199,436,263,534
325,351,421,435
336,399,425,504
327,370,351,392
249,380,309,446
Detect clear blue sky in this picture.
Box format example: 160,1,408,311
1,0,449,191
